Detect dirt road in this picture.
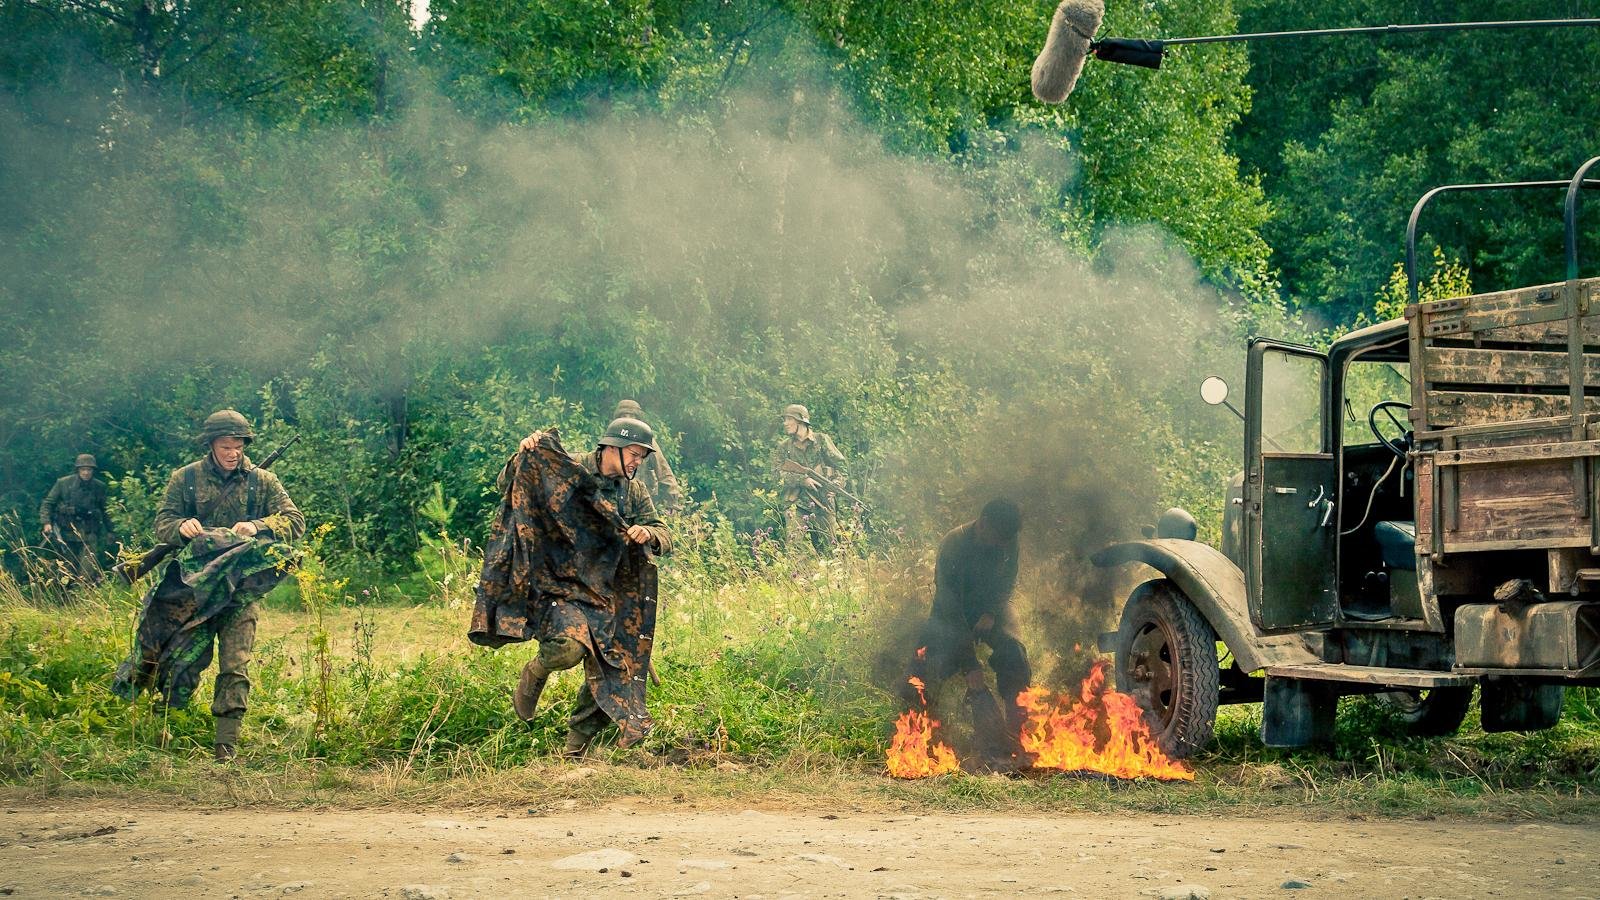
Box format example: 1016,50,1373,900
1,799,1594,899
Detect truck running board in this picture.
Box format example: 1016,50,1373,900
1264,663,1476,689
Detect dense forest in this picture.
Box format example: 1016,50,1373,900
4,0,1599,575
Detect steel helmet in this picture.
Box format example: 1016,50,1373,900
597,417,657,452
613,399,644,419
199,409,255,446
781,403,811,425
74,454,98,470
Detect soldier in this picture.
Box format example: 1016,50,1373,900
903,499,1032,765
506,417,672,756
39,453,115,582
770,403,848,552
141,409,304,761
613,399,685,514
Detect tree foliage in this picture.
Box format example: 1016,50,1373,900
3,0,1275,573
1234,0,1600,324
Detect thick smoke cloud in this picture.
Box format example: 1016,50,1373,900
2,70,1240,673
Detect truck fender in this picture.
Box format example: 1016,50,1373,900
1091,538,1320,673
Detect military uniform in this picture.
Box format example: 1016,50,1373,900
771,430,848,552
612,400,685,514
495,419,673,755
906,519,1032,759
39,456,114,580
150,412,304,755
556,450,671,745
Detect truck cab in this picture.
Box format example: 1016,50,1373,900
1096,158,1600,757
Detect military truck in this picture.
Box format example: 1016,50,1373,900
1096,157,1600,757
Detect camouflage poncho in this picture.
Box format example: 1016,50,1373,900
468,430,663,746
112,530,292,708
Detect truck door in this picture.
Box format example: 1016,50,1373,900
1245,340,1337,632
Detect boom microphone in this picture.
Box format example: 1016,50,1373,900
1030,0,1105,104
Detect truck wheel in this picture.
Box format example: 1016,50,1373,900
1114,580,1220,759
1371,687,1473,737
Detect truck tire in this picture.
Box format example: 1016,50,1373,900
1371,687,1473,737
1114,579,1220,759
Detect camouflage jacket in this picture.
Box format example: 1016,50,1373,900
471,431,667,745
634,450,685,515
153,455,305,546
40,474,112,539
112,530,291,709
770,432,847,505
929,521,1019,629
573,451,673,554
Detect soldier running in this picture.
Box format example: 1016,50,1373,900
770,403,848,553
121,409,305,762
506,417,673,756
613,399,685,514
904,499,1032,764
40,453,115,582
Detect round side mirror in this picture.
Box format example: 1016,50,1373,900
1200,376,1229,406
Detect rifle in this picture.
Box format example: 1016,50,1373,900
113,435,300,584
778,459,869,511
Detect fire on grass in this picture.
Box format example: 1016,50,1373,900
886,657,1194,782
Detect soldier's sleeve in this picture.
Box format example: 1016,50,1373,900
96,482,115,535
252,471,306,542
651,452,685,512
821,435,848,487
626,481,672,555
39,479,62,529
152,469,191,545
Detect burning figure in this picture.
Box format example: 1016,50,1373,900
900,498,1032,766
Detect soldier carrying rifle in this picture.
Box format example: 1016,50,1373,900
770,403,849,553
39,453,115,584
112,409,304,762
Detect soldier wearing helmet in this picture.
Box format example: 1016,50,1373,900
39,452,115,582
149,408,305,762
611,400,685,515
511,417,672,756
771,402,848,553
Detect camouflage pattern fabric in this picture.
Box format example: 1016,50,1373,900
469,430,666,747
112,530,292,709
770,431,847,551
153,455,305,546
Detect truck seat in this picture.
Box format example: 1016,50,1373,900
1374,521,1416,571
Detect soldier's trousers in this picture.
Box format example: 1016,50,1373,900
537,635,612,740
211,601,260,727
784,501,839,554
907,612,1033,748
58,538,105,584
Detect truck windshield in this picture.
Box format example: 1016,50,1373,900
1342,360,1411,446
1261,350,1325,454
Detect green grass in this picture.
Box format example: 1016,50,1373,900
3,546,1599,821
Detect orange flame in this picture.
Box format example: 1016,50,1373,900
1017,659,1193,781
886,670,959,779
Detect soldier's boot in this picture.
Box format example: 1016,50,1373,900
513,659,553,723
213,715,242,764
561,729,593,759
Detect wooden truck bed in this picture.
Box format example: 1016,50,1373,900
1410,277,1600,556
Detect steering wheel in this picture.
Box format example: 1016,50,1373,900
1368,400,1413,459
